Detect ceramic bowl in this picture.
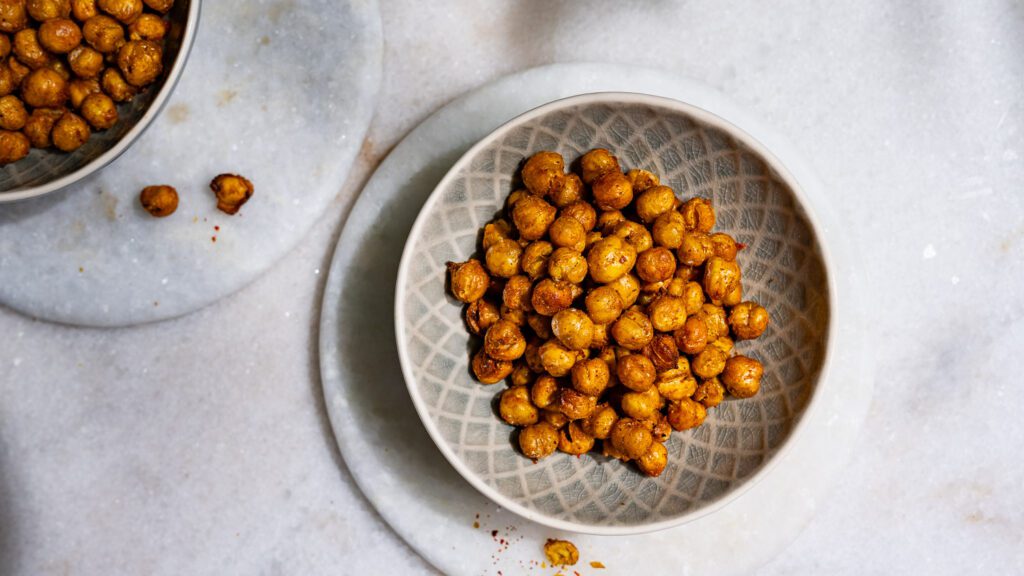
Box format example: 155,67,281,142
0,0,200,203
395,92,833,535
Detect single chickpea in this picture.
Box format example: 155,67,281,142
674,315,708,355
142,0,171,13
722,355,763,398
484,319,527,361
582,402,618,439
548,172,583,207
500,305,526,327
586,235,636,284
625,168,659,192
551,308,594,351
548,215,585,250
546,247,587,284
647,295,687,333
729,301,769,340
447,259,489,303
72,0,98,21
51,110,89,151
502,275,532,311
681,281,705,315
484,238,522,278
0,129,30,163
691,344,728,379
530,375,560,408
579,148,620,184
530,278,575,316
0,0,28,33
521,150,564,197
635,185,677,223
509,363,533,387
38,17,81,53
465,299,500,335
518,421,558,460
505,188,529,212
698,303,728,342
723,282,743,307
511,194,556,241
652,210,686,249
14,28,49,68
681,197,715,232
570,357,609,396
608,273,640,308
499,385,539,426
621,386,661,420
710,336,734,356
616,353,656,392
635,246,676,283
596,209,625,234
0,94,26,130
584,285,623,325
557,421,594,455
678,231,713,266
557,387,597,420
656,367,698,402
609,418,653,460
611,307,653,350
520,240,553,280
68,44,103,77
710,232,738,261
481,219,513,250
544,539,580,567
116,38,162,86
611,220,653,253
538,339,583,377
560,200,596,231
703,256,741,304
637,441,668,477
667,398,707,431
79,91,116,129
642,333,679,373
591,170,633,211
471,348,514,384
540,408,569,429
97,0,142,24
100,67,136,101
83,14,124,53
693,377,726,407
127,12,164,40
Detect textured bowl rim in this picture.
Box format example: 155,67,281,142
395,91,838,536
0,0,202,203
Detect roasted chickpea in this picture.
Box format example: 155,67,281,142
27,0,70,20
66,44,101,77
521,150,563,197
693,377,726,408
548,215,585,250
45,56,69,79
551,308,593,351
530,278,574,316
8,56,29,84
484,238,521,279
621,386,661,420
625,168,659,192
710,336,734,355
82,14,123,53
674,315,708,355
557,387,597,420
612,220,653,253
540,408,569,429
590,321,609,348
50,109,87,151
647,413,673,443
520,240,553,280
13,28,47,67
141,0,171,12
471,348,514,384
602,439,630,461
116,38,160,86
722,355,763,398
38,17,80,52
678,232,713,266
100,66,135,101
698,303,728,342
667,398,707,431
582,403,617,439
511,194,556,241
0,129,29,163
642,333,679,372
579,148,619,184
447,259,489,303
525,312,552,339
79,91,114,129
557,421,594,455
544,252,586,289
127,11,163,40
635,185,677,223
616,353,656,392
518,421,558,460
681,197,715,232
499,385,539,426
709,232,738,261
587,235,636,284
591,170,632,211
609,418,653,460
528,375,559,408
635,246,676,283
505,188,529,212
97,0,140,23
657,363,697,401
611,307,653,351
484,319,527,361
704,256,741,304
0,0,28,33
596,209,625,234
570,357,609,396
608,273,640,308
545,172,580,208
723,282,743,307
691,345,727,379
0,62,13,96
500,275,531,312
581,285,621,325
651,210,686,249
0,93,25,129
67,75,98,107
646,295,686,333
465,299,500,335
729,301,769,340
560,200,596,231
509,363,532,387
524,338,544,373
500,304,526,326
538,339,583,377
481,219,512,250
584,230,603,251
21,105,61,147
637,441,668,477
71,0,97,20
681,281,705,315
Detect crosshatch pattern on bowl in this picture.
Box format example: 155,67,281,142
400,101,829,526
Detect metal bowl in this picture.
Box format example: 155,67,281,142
0,0,201,203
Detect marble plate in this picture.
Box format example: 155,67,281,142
0,0,382,327
320,63,872,574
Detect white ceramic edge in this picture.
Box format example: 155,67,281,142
393,91,840,536
0,0,203,203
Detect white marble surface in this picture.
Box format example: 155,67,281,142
1,1,1023,574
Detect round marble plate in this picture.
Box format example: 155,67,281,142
319,63,872,575
0,0,382,327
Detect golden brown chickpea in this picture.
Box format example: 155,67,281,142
511,194,556,241
616,353,655,392
547,172,582,208
657,366,697,402
710,336,734,355
21,105,60,147
642,333,679,372
590,321,609,348
471,348,514,384
647,295,687,333
610,417,653,460
14,28,49,69
674,315,708,355
127,11,162,40
116,39,160,86
498,276,531,313
582,402,617,440
591,170,632,211
557,387,597,420
45,57,70,80
621,386,661,420
625,168,659,192
579,148,619,184
667,398,707,431
520,150,563,197
722,355,763,398
137,184,177,217
698,303,728,342
635,185,677,223
570,357,608,396
0,93,24,129
681,281,705,315
530,278,574,316
611,220,653,253
729,301,769,340
608,273,640,308
71,0,96,20
100,66,135,101
538,339,583,377
584,230,602,252
551,308,593,351
481,219,512,250
611,307,653,351
27,0,70,20
38,17,80,52
505,188,529,212
704,256,741,304
67,75,98,107
548,216,585,251
141,0,171,13
530,375,559,408
691,344,727,380
540,408,569,429
635,246,676,283
484,319,526,361
500,304,526,327
651,210,686,249
681,197,715,232
79,91,114,129
557,421,594,455
465,299,500,335
560,200,596,232
586,235,636,284
709,232,738,261
637,440,668,477
447,259,489,303
518,421,558,460
677,231,713,266
499,385,539,426
693,377,726,408
646,413,673,443
545,247,586,284
509,362,532,387
582,285,622,325
520,240,552,280
0,0,28,33
0,128,28,163
596,209,625,234
723,282,743,307
66,44,101,77
97,0,139,23
484,238,521,279
50,109,87,150
522,310,550,338
82,14,122,53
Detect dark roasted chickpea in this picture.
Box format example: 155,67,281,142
583,284,623,325
612,220,653,253
560,200,596,231
642,333,679,372
14,28,49,68
681,197,715,232
100,66,135,101
608,273,640,308
611,307,653,351
518,421,558,460
82,14,123,53
525,312,552,339
471,348,514,384
484,238,521,278
27,0,70,20
127,11,163,40
616,353,656,392
548,215,585,250
484,319,527,361
500,304,526,327
691,344,727,379
656,365,697,402
481,219,512,250
540,408,569,429
651,210,686,249
586,235,636,284
646,413,673,443
79,91,114,129
499,385,539,426
530,375,559,408
637,441,668,477
621,385,661,420
511,194,556,241
97,0,140,24
591,170,632,211
674,315,708,355
557,387,597,420
138,184,178,217
704,256,741,304
610,417,653,460
551,308,593,351
465,299,500,335
7,55,28,85
693,377,726,408
71,0,97,20
647,295,687,333
67,75,98,107
524,338,544,373
0,93,25,129
116,39,160,86
667,398,707,431
0,129,29,163
546,247,587,284
530,278,574,316
678,231,713,266
38,17,80,52
45,56,70,80
698,303,728,342
548,172,582,207
570,357,609,396
501,275,532,312
521,150,563,197
141,0,171,13
722,355,763,398
635,185,677,223
582,402,617,439
66,44,101,77
538,339,583,377
519,240,553,281
0,0,28,33
579,148,619,184
447,259,489,303
729,301,770,340
709,232,738,261
596,209,625,234
625,168,659,192
557,421,594,455
636,246,676,283
21,105,61,147
50,109,87,150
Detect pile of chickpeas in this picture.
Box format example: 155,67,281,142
447,149,770,478
0,0,174,165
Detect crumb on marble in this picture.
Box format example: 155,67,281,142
590,561,606,569
544,539,579,567
217,89,239,107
